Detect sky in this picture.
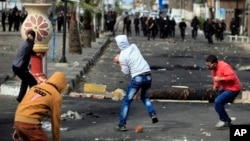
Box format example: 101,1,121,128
123,0,133,4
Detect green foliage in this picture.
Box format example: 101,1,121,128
81,0,101,13
150,0,155,6
198,17,206,30
96,12,102,22
115,0,121,11
83,10,91,19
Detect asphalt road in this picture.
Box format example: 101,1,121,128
75,29,250,95
2,95,250,141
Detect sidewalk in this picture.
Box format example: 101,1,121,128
0,31,111,96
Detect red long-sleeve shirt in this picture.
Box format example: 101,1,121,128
210,61,241,91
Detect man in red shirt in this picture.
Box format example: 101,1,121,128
205,55,241,129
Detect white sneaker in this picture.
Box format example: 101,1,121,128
215,120,231,128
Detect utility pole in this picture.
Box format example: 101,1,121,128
59,0,68,63
236,0,240,35
146,0,150,11
215,0,220,19
101,0,104,32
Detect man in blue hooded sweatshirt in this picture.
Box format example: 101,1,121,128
114,35,158,131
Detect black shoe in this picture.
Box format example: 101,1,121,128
152,115,159,124
115,125,127,131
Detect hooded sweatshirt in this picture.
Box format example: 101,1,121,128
115,35,150,78
14,72,68,141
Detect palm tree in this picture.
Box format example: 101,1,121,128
80,0,101,47
56,0,82,54
56,0,101,52
68,2,82,54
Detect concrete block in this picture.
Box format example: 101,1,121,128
233,99,243,103
82,93,93,98
55,63,69,67
241,91,250,103
105,91,112,99
83,83,107,95
0,81,20,96
111,88,126,101
69,92,82,98
92,94,106,99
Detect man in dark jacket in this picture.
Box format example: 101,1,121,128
179,18,187,41
134,15,140,36
206,19,216,44
12,30,41,102
169,17,176,37
191,16,200,39
1,11,6,32
230,18,238,35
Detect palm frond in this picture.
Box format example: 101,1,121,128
80,1,101,13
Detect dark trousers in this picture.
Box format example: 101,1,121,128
2,22,5,31
180,29,185,40
170,27,175,37
57,22,62,32
122,24,126,34
192,28,198,39
14,22,20,32
9,22,13,31
135,25,140,36
12,66,37,102
207,32,213,44
126,27,131,37
164,28,169,38
148,29,156,40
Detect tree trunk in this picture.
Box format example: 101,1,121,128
91,23,96,42
81,29,92,48
81,9,92,48
69,10,82,54
148,87,217,102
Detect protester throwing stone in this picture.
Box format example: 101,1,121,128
12,72,68,141
12,30,42,102
113,35,158,131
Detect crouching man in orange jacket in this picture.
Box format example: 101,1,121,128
13,71,68,141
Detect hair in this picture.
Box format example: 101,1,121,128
206,55,218,63
27,30,36,39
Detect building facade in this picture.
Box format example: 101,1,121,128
169,0,250,36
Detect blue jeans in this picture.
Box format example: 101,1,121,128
214,90,239,123
118,74,157,126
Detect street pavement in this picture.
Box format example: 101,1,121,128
1,22,250,141
75,28,250,99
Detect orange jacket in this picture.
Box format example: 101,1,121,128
14,72,68,141
210,61,241,92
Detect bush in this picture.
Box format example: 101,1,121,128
198,17,206,30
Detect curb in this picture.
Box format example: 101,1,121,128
65,38,111,93
0,35,111,96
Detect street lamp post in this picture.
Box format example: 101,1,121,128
59,0,80,62
59,0,68,63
